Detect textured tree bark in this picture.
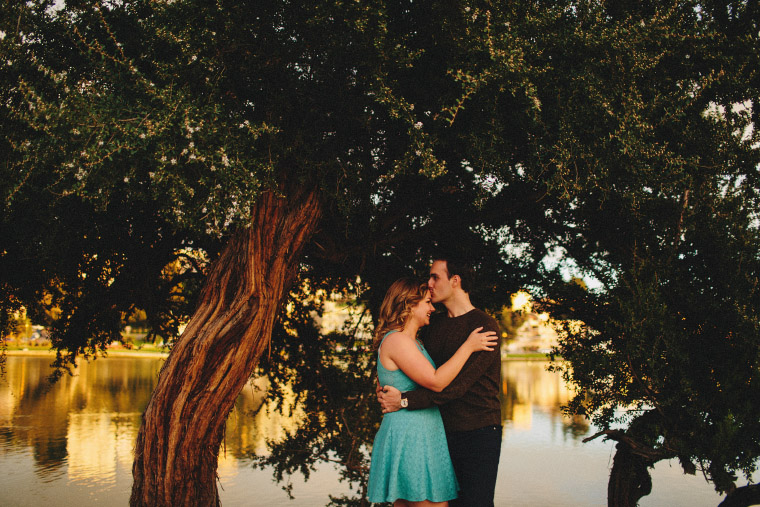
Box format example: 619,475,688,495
607,441,653,507
130,187,321,506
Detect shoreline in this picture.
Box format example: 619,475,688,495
3,348,169,359
5,348,554,361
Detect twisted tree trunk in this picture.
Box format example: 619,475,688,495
130,187,321,506
607,441,653,507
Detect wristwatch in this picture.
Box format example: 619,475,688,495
400,395,408,408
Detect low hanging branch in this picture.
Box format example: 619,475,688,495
583,428,676,463
719,484,760,507
583,414,679,507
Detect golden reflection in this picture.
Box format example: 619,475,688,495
220,377,305,469
1,355,589,486
501,360,589,434
67,413,119,482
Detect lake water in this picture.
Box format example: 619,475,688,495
0,354,729,506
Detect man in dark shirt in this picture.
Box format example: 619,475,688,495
378,257,502,507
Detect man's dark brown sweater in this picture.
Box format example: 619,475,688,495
405,308,502,432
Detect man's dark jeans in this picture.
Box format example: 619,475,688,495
448,424,502,507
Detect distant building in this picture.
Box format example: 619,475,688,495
506,312,559,354
312,298,372,340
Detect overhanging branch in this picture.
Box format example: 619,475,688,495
583,429,675,462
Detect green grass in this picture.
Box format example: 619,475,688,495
504,352,562,361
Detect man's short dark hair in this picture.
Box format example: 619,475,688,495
433,255,474,293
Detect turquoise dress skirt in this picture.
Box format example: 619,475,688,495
367,331,459,503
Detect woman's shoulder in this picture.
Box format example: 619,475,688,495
381,330,415,350
382,329,404,344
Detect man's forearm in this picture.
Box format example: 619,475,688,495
403,386,434,410
403,348,499,410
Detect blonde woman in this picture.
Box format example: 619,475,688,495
367,278,498,506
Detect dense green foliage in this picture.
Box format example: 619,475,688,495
526,1,760,499
1,0,521,366
2,0,759,503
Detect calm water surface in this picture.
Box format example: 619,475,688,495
0,355,729,506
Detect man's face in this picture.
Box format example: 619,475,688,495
428,260,454,304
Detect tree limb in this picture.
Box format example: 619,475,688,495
718,483,760,507
583,429,675,462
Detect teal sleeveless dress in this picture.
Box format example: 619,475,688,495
367,331,459,503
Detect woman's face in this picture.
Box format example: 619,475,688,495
410,293,435,327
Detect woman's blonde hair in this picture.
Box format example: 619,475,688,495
373,277,428,349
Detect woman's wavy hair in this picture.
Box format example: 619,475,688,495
373,277,428,350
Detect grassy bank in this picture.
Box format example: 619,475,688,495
5,345,556,362
504,353,561,361
4,344,169,358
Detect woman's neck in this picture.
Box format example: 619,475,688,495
401,321,420,337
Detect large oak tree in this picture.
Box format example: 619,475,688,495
2,1,759,506
2,1,530,504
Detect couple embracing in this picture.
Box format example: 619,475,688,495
368,256,503,507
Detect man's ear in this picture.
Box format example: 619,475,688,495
451,274,460,288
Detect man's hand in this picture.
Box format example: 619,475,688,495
377,384,402,413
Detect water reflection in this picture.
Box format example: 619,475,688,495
0,355,722,506
501,360,591,440
503,360,569,426
0,357,159,489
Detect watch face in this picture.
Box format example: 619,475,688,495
401,398,408,408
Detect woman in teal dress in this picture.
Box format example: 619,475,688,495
367,278,497,506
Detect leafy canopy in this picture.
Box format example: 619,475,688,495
2,0,759,500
